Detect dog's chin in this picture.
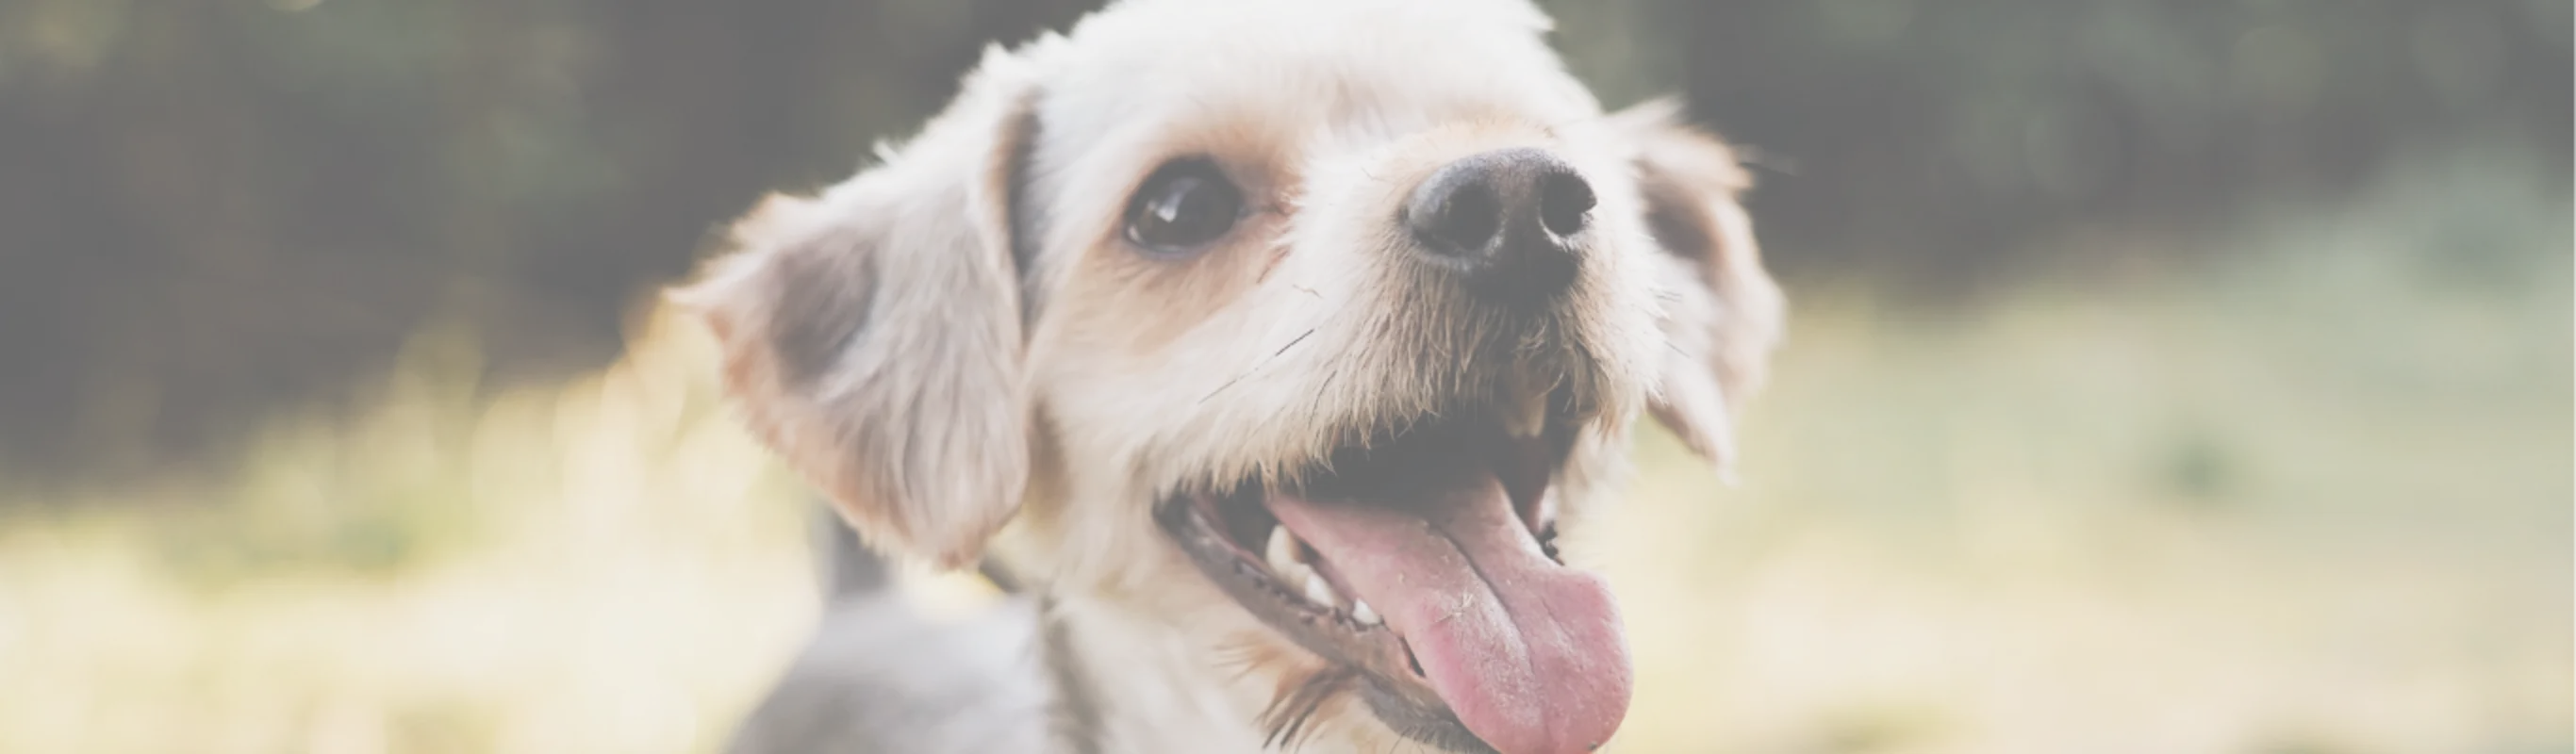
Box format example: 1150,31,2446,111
1152,400,1635,754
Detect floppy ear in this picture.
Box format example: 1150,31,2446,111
1612,99,1787,475
670,47,1042,569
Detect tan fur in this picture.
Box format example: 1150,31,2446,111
669,45,1043,568
674,0,1783,750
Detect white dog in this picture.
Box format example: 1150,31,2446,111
677,0,1783,751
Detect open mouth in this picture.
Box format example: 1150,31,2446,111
1154,395,1633,754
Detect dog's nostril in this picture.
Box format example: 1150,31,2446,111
1537,172,1593,238
1420,185,1502,254
1403,148,1588,307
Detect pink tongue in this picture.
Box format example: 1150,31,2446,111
1265,458,1631,754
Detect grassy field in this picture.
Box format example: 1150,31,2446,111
1,155,2565,754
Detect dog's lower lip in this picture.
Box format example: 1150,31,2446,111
1164,494,1481,750
1157,408,1598,752
1166,494,1423,679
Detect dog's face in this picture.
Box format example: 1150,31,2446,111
676,1,1782,752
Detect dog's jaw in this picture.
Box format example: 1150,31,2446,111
1029,419,1643,754
1004,363,1653,753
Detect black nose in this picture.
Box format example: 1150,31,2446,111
1404,148,1594,305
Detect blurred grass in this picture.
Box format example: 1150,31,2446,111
1,150,2567,754
0,315,821,754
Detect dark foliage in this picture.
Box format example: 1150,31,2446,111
0,0,2562,476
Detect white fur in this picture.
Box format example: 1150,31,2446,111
676,0,1784,750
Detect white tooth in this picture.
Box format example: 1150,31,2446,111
1265,527,1323,591
1265,525,1302,575
1278,560,1317,588
1352,599,1380,626
1303,572,1341,608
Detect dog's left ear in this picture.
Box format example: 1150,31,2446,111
670,46,1042,569
1613,99,1787,474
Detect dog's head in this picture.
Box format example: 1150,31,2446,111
674,1,1782,751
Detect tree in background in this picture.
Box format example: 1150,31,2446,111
0,0,2564,477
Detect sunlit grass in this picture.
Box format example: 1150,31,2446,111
0,315,820,754
1602,288,2569,754
1,154,2566,754
1600,150,2571,754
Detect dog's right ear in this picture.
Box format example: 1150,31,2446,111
669,46,1042,569
1611,99,1787,477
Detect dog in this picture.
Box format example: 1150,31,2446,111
672,0,1784,751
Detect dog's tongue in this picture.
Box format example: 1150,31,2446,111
1264,452,1631,754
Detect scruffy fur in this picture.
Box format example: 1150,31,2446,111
672,0,1784,751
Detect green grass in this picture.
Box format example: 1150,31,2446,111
1,153,2565,754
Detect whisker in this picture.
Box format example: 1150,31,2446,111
1201,328,1322,403
1259,665,1356,751
1272,328,1317,358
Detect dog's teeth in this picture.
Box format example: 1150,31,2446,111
1263,524,1344,611
1351,599,1380,626
1280,560,1318,587
1303,572,1340,608
1265,525,1297,567
1265,526,1304,576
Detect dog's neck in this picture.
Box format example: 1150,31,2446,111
1039,593,1276,752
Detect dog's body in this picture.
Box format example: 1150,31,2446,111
678,1,1783,751
727,514,1049,754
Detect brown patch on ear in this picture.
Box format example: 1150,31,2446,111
767,240,877,385
1612,98,1787,470
669,45,1047,568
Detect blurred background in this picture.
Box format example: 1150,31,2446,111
0,0,2566,752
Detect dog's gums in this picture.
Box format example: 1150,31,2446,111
1156,401,1633,754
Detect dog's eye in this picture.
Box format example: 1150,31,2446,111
1124,159,1243,254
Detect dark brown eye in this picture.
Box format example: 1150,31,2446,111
1124,158,1242,255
